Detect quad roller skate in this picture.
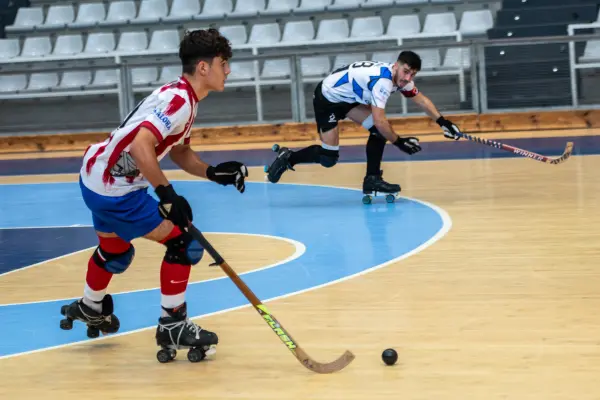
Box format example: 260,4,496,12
362,170,401,205
264,144,295,183
59,294,120,338
155,302,218,363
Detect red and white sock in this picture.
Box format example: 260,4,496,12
159,226,191,317
83,236,129,312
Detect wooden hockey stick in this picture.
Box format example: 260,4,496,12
457,132,574,165
189,225,355,374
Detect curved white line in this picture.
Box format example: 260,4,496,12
0,181,452,360
0,232,306,306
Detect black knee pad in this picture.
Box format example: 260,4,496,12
92,245,135,274
319,148,339,168
164,231,204,266
368,127,387,141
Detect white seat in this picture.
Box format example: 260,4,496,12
71,3,106,26
0,74,27,92
261,59,291,78
104,1,137,23
201,0,232,16
158,66,181,83
301,56,330,77
116,31,148,52
148,30,180,52
387,15,421,37
265,0,298,12
44,5,75,27
219,25,248,45
298,0,330,11
21,37,51,58
281,21,315,43
26,73,59,91
350,16,383,38
135,0,169,22
459,10,494,35
394,0,428,3
167,0,200,19
316,19,350,41
333,53,366,69
7,7,44,29
0,39,20,59
233,0,265,15
228,61,256,81
422,12,457,34
84,33,116,54
414,49,441,69
371,51,397,63
580,40,600,62
53,35,84,56
248,23,281,45
442,47,471,69
87,69,118,88
59,71,92,88
132,67,158,85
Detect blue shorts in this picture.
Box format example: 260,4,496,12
79,177,164,241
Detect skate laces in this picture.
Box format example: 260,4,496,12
161,318,203,345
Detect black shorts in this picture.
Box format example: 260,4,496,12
313,82,359,134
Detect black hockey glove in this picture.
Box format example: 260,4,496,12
436,116,462,140
155,184,193,231
393,136,422,155
206,161,249,194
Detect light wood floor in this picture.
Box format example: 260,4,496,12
1,141,600,399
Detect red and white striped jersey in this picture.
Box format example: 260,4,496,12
81,76,198,197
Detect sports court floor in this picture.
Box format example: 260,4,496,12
1,129,600,399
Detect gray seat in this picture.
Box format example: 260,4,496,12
44,5,75,27
71,3,106,27
0,74,27,92
26,73,60,91
53,35,84,56
59,71,92,89
135,0,169,23
0,39,20,60
20,37,52,58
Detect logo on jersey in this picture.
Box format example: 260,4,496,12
153,108,172,130
328,113,336,123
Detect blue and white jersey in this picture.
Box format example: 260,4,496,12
321,61,419,108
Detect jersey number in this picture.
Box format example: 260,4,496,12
331,61,376,75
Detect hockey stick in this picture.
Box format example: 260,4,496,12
189,225,355,374
457,132,574,165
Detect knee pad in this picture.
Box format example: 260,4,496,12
164,231,204,266
93,244,135,274
319,148,339,168
368,126,386,141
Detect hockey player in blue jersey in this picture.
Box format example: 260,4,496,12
265,50,462,196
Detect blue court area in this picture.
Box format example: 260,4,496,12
0,181,450,358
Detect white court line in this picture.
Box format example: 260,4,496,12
0,232,306,304
0,182,452,360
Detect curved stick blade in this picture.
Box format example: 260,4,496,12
551,142,574,164
295,347,355,374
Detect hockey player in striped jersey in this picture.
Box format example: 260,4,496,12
60,29,247,362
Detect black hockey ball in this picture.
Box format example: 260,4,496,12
382,348,398,366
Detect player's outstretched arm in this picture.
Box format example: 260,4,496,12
169,144,249,193
371,105,422,155
410,92,461,140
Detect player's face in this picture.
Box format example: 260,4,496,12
395,63,418,87
206,56,231,92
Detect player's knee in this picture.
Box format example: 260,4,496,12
93,244,135,274
164,231,204,266
319,148,339,168
368,126,386,141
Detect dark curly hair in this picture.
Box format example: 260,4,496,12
397,50,421,71
179,28,233,75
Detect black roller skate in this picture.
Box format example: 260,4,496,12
264,144,295,183
155,302,218,363
59,294,120,338
362,170,401,205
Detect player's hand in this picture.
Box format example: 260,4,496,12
436,116,461,140
206,161,249,193
155,184,193,231
393,136,422,155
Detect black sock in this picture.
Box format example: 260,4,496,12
289,145,321,167
366,128,386,176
